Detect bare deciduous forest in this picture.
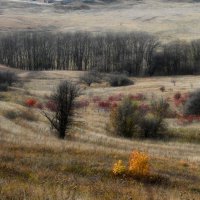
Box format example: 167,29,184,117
1,31,200,76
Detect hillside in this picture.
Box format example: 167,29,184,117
1,0,200,199
0,65,200,199
1,0,200,41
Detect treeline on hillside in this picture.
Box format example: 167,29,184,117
0,31,200,76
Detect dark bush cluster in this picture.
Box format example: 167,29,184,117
184,89,200,115
140,114,165,138
80,70,102,86
109,98,168,139
3,110,19,120
0,83,8,92
80,70,134,87
106,73,134,87
0,71,18,91
109,98,141,138
3,109,37,121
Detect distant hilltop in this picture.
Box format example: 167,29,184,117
32,0,98,3
31,0,117,4
32,0,72,3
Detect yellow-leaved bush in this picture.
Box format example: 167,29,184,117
112,151,150,178
112,160,126,175
128,151,150,177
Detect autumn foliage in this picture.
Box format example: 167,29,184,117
128,151,150,177
25,98,37,107
112,151,150,178
112,160,126,175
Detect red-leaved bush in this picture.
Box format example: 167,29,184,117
174,92,181,100
92,96,101,103
98,100,111,111
75,100,89,109
45,100,57,112
107,93,124,102
36,103,44,110
111,102,118,108
25,98,37,107
138,103,150,114
177,115,200,125
129,93,145,101
174,93,189,107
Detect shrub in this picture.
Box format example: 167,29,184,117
0,71,18,86
151,98,170,118
112,160,126,176
184,89,200,115
19,110,38,121
174,92,181,100
25,98,37,107
140,113,166,138
138,103,150,114
112,151,150,178
178,115,200,125
0,83,8,91
0,71,18,91
140,98,169,137
109,98,142,138
36,103,44,110
45,100,57,112
80,70,102,86
3,110,19,120
174,93,188,107
159,86,165,92
92,96,101,103
106,73,134,87
109,97,168,139
74,100,89,110
97,100,111,111
128,151,150,177
129,93,146,101
107,94,124,102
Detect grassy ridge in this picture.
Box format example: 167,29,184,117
0,142,200,199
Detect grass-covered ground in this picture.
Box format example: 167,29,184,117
0,65,200,199
1,142,200,200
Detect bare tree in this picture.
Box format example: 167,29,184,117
43,81,80,139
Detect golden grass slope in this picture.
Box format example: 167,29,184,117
0,65,200,199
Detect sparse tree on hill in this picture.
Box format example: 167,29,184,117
43,81,80,139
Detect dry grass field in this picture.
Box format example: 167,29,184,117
1,0,200,41
0,65,200,199
1,1,200,199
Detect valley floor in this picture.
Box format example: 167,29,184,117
1,0,200,41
